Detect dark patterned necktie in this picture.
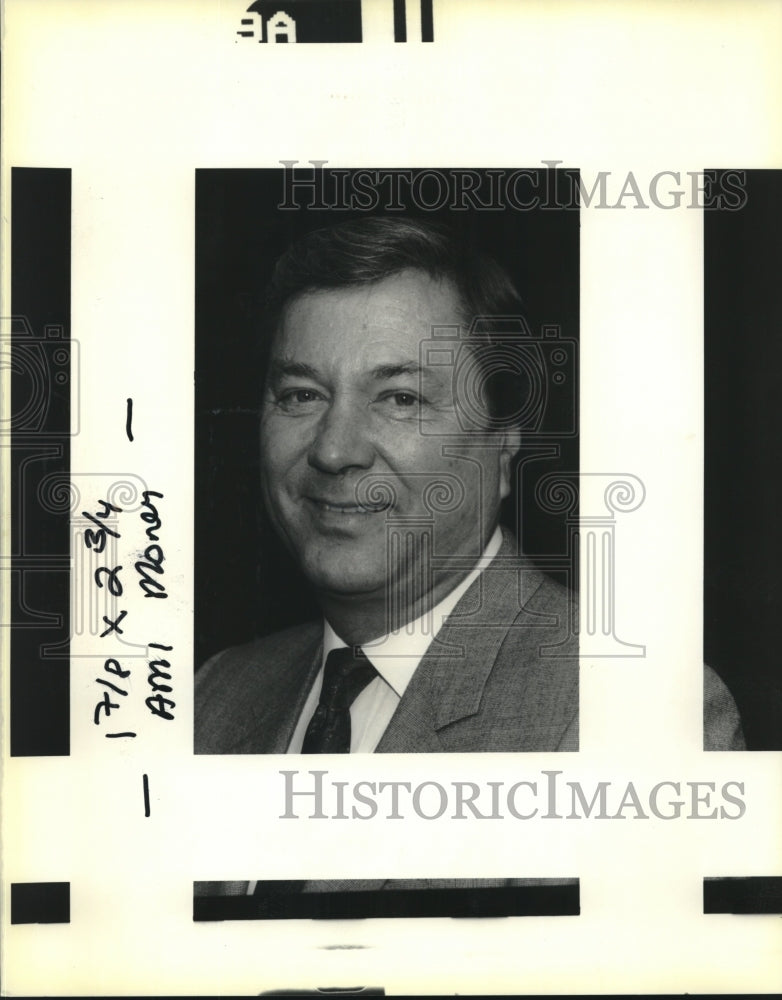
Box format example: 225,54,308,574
301,646,377,753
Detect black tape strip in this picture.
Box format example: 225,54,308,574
11,882,70,924
193,880,579,921
704,876,782,914
10,167,72,757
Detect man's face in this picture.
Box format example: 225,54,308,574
259,269,518,610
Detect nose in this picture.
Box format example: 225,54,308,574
307,397,375,474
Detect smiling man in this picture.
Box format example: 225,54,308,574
195,216,743,756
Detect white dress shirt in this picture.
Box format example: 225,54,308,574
286,526,503,754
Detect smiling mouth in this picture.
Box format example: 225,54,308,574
309,498,390,515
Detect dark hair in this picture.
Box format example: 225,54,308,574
262,217,532,423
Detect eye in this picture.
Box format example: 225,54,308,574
391,391,418,407
276,387,324,411
374,389,424,419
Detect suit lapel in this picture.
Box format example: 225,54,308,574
235,631,322,753
377,530,549,752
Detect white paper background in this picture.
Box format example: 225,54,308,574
2,0,781,994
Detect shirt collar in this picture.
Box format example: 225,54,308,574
322,525,503,698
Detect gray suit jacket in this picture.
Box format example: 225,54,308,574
195,530,743,755
196,531,579,754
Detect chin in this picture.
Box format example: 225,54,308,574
311,572,388,600
297,552,385,598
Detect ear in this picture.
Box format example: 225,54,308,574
498,427,522,500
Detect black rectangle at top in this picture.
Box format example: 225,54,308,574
245,1,362,42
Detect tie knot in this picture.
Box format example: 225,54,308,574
301,645,378,753
321,646,377,710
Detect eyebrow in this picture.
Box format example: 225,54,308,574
370,362,426,381
267,360,321,383
268,359,432,383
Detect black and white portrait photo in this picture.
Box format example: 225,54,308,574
193,166,584,759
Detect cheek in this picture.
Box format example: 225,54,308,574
439,456,504,515
260,421,300,475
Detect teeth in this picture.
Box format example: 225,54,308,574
318,501,385,514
